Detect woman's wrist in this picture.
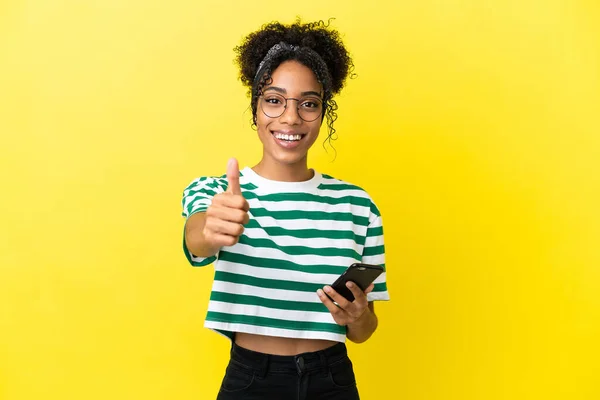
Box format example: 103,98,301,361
346,304,378,343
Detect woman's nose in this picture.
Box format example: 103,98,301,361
279,103,302,124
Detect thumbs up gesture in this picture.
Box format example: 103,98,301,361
203,158,250,248
225,158,243,196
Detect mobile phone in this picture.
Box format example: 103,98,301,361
329,263,384,302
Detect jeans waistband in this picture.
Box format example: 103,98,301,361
230,341,348,377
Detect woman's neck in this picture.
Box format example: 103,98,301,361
252,157,314,182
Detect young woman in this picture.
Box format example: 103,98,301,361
181,20,389,400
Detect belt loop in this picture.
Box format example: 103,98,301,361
295,355,306,375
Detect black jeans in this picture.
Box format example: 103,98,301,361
216,342,360,400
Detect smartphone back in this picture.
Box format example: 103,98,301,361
330,263,384,302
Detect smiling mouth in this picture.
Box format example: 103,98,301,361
272,131,306,142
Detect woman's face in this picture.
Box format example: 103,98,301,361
255,60,324,167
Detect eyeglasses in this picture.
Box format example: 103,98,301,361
259,93,323,122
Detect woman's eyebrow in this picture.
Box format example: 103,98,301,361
264,87,322,97
300,90,322,97
263,86,287,94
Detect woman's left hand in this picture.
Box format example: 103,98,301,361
317,282,374,326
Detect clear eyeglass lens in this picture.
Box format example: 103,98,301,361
260,94,322,122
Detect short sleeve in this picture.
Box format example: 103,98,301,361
181,176,228,267
363,201,390,301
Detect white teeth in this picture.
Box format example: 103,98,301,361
274,133,302,141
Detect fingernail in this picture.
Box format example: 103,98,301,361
347,282,354,288
317,289,324,296
324,286,332,293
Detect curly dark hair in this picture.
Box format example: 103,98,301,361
234,18,355,150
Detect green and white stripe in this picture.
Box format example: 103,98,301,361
182,167,388,342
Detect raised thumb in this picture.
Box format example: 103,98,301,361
226,158,241,195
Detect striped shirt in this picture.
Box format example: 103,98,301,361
181,167,389,342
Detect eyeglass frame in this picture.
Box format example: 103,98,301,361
258,93,325,122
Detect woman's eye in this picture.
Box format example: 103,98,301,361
265,97,282,104
302,101,320,108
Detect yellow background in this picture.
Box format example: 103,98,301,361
1,1,599,399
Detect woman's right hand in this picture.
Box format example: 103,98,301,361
202,158,250,248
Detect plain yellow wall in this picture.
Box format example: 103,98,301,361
1,1,599,399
